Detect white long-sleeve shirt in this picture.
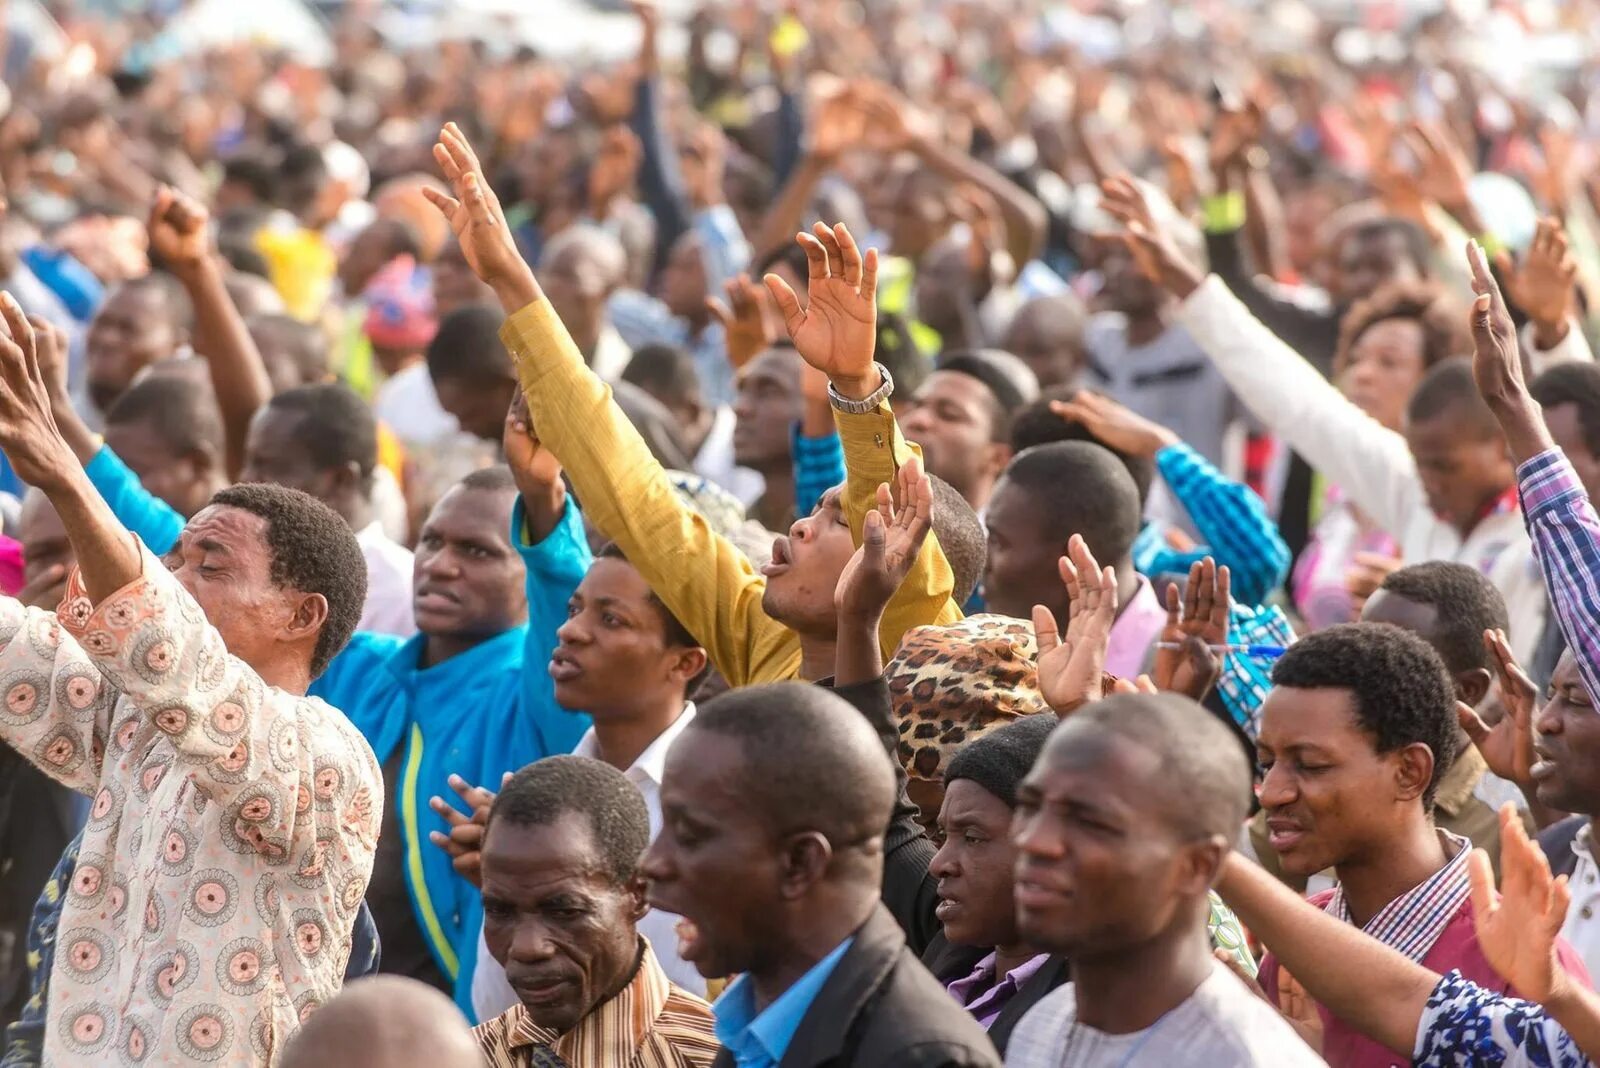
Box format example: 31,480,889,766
1176,275,1545,661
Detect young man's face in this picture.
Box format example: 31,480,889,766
759,486,858,634
411,485,527,642
106,418,212,519
899,372,1007,508
982,477,1060,622
731,349,801,474
1532,651,1600,815
551,557,702,716
1012,728,1209,957
1333,229,1422,307
1404,412,1514,533
1255,685,1432,878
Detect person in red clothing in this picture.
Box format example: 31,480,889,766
1254,622,1591,1066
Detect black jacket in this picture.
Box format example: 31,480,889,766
829,677,941,957
920,934,1069,1057
712,906,1001,1068
1541,815,1587,881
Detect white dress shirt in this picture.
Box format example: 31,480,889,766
1559,823,1600,982
355,520,417,638
470,704,708,1022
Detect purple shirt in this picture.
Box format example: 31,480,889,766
945,951,1052,1029
1106,576,1167,678
1518,448,1600,703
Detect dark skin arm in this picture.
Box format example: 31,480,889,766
147,188,273,480
0,294,140,604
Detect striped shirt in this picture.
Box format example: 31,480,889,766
1137,442,1291,609
1323,830,1472,963
1518,448,1600,705
474,939,718,1068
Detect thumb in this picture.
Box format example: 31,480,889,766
862,506,887,563
1457,700,1492,747
1031,603,1061,654
763,273,804,337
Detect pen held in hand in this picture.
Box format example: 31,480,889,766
1155,642,1287,658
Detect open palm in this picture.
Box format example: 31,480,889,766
1034,535,1120,718
835,456,933,619
764,221,879,387
1471,805,1571,1003
1153,558,1228,701
423,123,528,291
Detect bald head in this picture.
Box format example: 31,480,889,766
279,977,479,1068
1046,693,1252,842
690,682,896,856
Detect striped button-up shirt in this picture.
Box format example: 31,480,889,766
1322,830,1473,962
1519,448,1600,704
474,939,718,1068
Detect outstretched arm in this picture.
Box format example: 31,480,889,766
147,188,273,480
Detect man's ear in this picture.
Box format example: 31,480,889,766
985,442,1014,481
777,831,833,901
1456,667,1493,709
284,591,330,649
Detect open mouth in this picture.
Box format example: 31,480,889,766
761,536,793,579
1265,817,1308,852
549,648,583,683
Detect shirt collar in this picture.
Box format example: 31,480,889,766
713,936,854,1064
503,939,672,1061
1324,829,1472,963
573,704,696,789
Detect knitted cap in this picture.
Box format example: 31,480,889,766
944,713,1060,807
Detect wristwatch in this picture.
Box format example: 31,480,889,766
827,364,894,415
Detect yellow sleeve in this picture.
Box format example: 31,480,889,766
835,400,964,660
499,301,800,686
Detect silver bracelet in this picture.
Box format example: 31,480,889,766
826,364,895,415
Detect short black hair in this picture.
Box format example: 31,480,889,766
248,313,332,385
1009,387,1155,505
1532,361,1600,457
1407,357,1500,439
279,143,330,216
945,712,1057,806
929,473,985,605
126,271,196,333
1053,693,1252,841
1271,622,1458,810
426,305,514,386
1378,561,1509,676
269,384,378,483
487,755,651,884
999,441,1143,567
936,349,1039,441
106,374,224,458
208,482,368,677
221,152,281,205
621,343,701,410
691,683,895,850
458,465,519,494
1341,217,1433,279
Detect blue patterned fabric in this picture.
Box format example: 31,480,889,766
1414,969,1588,1066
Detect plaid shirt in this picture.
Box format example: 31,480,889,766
1518,448,1600,704
792,427,847,519
1134,443,1291,609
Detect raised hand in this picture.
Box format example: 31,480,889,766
0,293,73,490
503,391,562,495
424,123,537,309
707,273,777,372
1050,391,1179,460
1497,217,1578,347
1099,176,1205,299
1470,803,1573,1004
427,773,504,890
834,455,933,622
808,84,869,162
146,186,210,277
1405,121,1479,224
1153,558,1229,703
1209,98,1263,176
1459,629,1538,789
763,222,880,398
1034,534,1120,718
587,125,643,218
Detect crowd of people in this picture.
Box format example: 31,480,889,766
12,0,1600,1064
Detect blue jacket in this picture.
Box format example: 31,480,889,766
310,495,593,1017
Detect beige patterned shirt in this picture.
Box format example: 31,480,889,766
0,545,382,1065
475,939,718,1068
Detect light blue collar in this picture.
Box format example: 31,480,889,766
713,936,854,1068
